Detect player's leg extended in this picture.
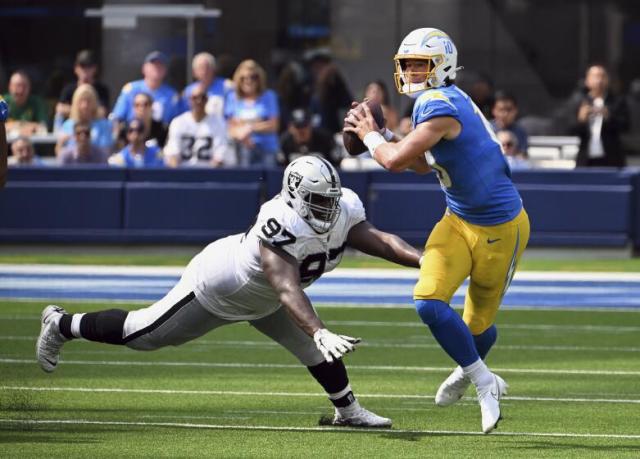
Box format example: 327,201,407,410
456,208,530,432
36,268,232,372
414,214,478,368
250,307,391,427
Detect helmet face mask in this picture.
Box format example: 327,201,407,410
393,28,458,98
282,156,342,233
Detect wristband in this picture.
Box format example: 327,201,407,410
363,131,386,155
381,128,395,141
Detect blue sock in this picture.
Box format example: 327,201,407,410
473,324,497,360
415,299,479,367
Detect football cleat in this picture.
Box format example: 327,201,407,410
332,401,392,428
477,373,508,434
36,305,68,373
435,366,471,407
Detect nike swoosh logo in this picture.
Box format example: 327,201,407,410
44,357,56,366
487,238,501,244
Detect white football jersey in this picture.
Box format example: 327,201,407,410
190,188,366,320
164,111,236,167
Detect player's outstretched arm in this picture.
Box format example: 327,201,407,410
347,221,422,268
260,241,323,336
260,242,360,363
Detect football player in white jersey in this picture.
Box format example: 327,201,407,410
36,156,422,428
164,85,235,168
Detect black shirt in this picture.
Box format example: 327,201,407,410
59,81,110,109
279,127,339,167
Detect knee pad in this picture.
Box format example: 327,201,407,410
415,299,452,326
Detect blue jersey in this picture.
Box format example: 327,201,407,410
111,80,179,125
412,85,522,225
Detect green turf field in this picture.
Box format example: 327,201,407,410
2,300,639,457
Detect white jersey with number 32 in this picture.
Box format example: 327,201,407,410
189,188,365,320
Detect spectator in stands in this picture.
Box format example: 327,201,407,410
364,80,399,133
497,130,530,170
111,51,179,128
459,71,494,119
8,136,42,166
278,108,339,167
55,50,110,132
0,98,8,187
275,59,309,132
225,60,280,167
179,52,232,118
567,64,630,168
117,92,167,149
491,91,528,155
3,70,48,136
165,84,233,168
56,84,113,156
58,121,108,165
306,48,353,134
109,118,163,168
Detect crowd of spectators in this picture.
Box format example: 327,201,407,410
1,47,635,171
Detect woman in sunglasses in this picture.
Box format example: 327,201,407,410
225,60,280,167
109,118,163,168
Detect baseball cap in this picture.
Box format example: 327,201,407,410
290,108,311,128
144,50,168,65
76,50,97,67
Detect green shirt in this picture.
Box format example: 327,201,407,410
3,93,48,124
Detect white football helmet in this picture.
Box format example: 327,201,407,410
281,156,342,233
394,28,459,98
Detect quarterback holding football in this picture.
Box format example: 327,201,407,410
345,28,530,433
37,155,422,428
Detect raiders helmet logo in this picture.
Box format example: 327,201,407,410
287,172,303,191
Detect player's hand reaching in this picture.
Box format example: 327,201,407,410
0,98,9,122
313,328,361,363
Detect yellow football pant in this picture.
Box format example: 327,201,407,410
414,208,530,335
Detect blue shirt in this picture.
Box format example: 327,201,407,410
113,145,164,168
412,85,522,225
224,89,280,154
179,78,230,114
112,79,179,124
60,118,113,151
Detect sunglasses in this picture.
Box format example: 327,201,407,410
74,129,90,136
190,94,207,101
134,101,151,107
502,142,514,148
240,74,259,82
127,127,144,134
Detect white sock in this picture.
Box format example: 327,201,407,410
462,358,493,388
70,313,85,338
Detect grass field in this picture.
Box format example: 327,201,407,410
2,299,640,457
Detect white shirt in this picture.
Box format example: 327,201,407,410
190,188,366,320
164,111,235,167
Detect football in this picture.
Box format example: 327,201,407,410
342,100,386,156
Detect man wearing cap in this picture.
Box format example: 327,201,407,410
111,51,180,127
56,50,110,128
278,108,339,167
179,52,233,118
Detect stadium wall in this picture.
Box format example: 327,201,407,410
1,167,638,249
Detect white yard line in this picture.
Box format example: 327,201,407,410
2,358,640,376
4,335,640,353
3,385,640,405
0,418,639,440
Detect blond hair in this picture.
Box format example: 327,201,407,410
70,83,99,121
232,60,267,97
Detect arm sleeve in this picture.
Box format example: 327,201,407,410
341,188,367,229
163,119,180,157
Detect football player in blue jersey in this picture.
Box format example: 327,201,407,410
345,28,530,434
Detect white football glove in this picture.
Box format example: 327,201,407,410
313,328,361,363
